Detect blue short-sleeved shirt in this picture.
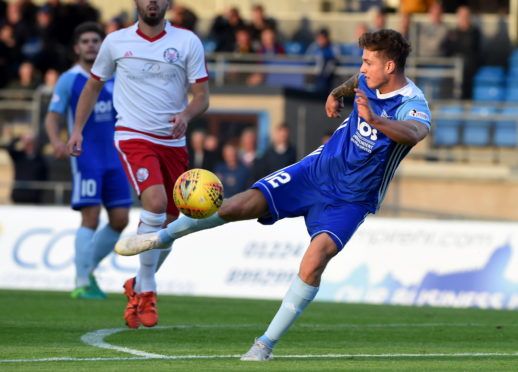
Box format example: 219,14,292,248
48,65,132,210
253,75,431,249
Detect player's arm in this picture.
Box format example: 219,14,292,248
44,112,68,159
325,73,360,118
169,80,210,138
355,88,429,146
66,77,105,156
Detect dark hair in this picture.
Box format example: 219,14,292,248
358,29,411,72
73,22,105,45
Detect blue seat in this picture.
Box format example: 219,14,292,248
494,106,518,147
433,105,463,147
474,66,505,85
505,86,518,102
473,84,505,102
462,106,495,146
284,41,306,55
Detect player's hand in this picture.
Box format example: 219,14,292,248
325,94,344,118
169,113,189,139
66,131,83,157
354,88,376,123
51,141,68,159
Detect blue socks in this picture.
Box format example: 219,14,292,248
75,226,95,287
158,213,227,245
91,224,121,270
259,276,319,349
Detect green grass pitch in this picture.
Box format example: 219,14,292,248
2,289,518,371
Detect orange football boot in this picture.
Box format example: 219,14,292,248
123,278,140,329
138,291,158,327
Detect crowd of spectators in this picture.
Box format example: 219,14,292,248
187,124,297,198
0,1,509,98
0,0,514,203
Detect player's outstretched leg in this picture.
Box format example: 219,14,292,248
115,213,227,256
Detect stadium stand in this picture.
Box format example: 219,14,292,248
432,104,463,147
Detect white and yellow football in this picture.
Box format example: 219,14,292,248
173,168,224,219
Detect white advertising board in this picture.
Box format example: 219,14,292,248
1,206,518,309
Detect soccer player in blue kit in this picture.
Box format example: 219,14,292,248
116,29,431,360
45,22,133,299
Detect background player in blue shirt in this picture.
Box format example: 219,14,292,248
45,22,132,299
116,29,430,360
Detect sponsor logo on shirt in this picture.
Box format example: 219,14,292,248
409,109,429,121
163,48,180,63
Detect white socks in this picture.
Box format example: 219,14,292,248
135,210,167,293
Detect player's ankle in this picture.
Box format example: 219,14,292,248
158,229,174,245
258,335,276,349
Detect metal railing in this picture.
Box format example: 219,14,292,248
0,180,71,205
206,53,464,98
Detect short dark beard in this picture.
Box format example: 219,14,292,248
139,7,167,27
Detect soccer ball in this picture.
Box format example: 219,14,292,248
173,168,224,219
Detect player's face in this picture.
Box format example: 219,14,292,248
135,0,170,26
359,49,391,91
75,32,102,64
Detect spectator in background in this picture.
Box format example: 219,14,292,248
238,127,257,169
170,4,197,32
31,5,68,73
2,129,48,204
43,0,70,48
234,26,256,54
7,61,41,90
256,27,285,55
370,6,387,31
188,129,218,170
254,124,297,180
5,2,33,53
0,23,21,87
214,142,251,197
445,5,482,99
249,4,278,47
247,26,285,86
19,0,38,26
203,133,222,171
305,28,341,94
416,2,448,57
209,7,244,52
291,16,313,51
399,11,412,40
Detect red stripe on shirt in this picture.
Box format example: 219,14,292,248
90,72,101,80
116,126,176,139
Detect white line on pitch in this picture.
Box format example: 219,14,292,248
2,352,518,363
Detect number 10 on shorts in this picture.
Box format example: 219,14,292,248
81,179,97,197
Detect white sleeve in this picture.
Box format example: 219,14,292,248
91,35,116,81
186,35,208,84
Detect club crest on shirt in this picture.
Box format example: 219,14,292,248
136,168,149,183
163,48,180,63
